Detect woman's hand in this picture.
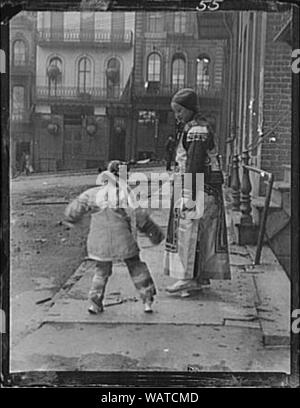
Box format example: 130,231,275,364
181,197,195,211
179,197,195,219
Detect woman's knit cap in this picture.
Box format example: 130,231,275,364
171,88,199,112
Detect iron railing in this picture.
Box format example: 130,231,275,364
134,83,223,98
36,86,126,102
231,150,274,265
243,165,274,265
37,29,133,45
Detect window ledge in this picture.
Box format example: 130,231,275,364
144,32,167,39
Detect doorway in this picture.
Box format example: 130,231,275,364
15,141,30,172
63,115,83,169
109,118,126,161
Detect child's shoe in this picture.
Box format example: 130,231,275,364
144,299,153,313
88,296,104,314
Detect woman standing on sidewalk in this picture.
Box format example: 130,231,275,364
164,88,230,294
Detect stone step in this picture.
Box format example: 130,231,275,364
231,197,283,245
251,196,281,226
272,182,291,215
262,180,291,208
251,189,290,239
251,196,281,209
229,211,241,245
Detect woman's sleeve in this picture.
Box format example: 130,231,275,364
184,123,212,201
64,191,90,224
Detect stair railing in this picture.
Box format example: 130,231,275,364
231,154,241,211
241,164,274,265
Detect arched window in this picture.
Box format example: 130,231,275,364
12,86,25,121
147,53,161,82
106,58,120,99
47,57,62,95
78,57,91,93
172,56,185,91
196,55,210,92
13,40,26,66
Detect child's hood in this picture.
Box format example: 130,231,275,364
92,170,135,210
95,170,117,186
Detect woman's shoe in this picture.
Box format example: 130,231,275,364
166,279,200,293
180,290,191,298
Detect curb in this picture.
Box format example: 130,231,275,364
12,166,167,182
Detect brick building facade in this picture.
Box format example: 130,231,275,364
261,11,292,181
229,10,292,183
130,11,231,162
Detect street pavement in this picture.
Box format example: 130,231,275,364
10,168,290,373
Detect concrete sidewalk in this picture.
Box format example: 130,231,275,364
10,187,291,373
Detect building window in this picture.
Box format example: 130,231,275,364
78,57,91,94
50,12,64,40
174,12,186,33
80,12,94,40
196,55,210,92
148,13,162,32
12,86,25,121
147,53,161,82
13,40,26,66
172,56,185,91
47,57,62,95
111,12,125,36
106,58,120,98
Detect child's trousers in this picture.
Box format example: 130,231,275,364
88,255,156,306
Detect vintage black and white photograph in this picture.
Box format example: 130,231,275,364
1,0,299,386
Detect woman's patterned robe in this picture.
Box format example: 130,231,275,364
164,114,230,281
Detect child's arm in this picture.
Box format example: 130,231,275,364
135,208,165,245
64,191,90,225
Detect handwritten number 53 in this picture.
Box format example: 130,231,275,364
196,0,224,11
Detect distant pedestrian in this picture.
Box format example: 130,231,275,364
64,160,163,314
165,135,176,171
21,153,33,176
24,154,31,176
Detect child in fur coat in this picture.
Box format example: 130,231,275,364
64,161,163,314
